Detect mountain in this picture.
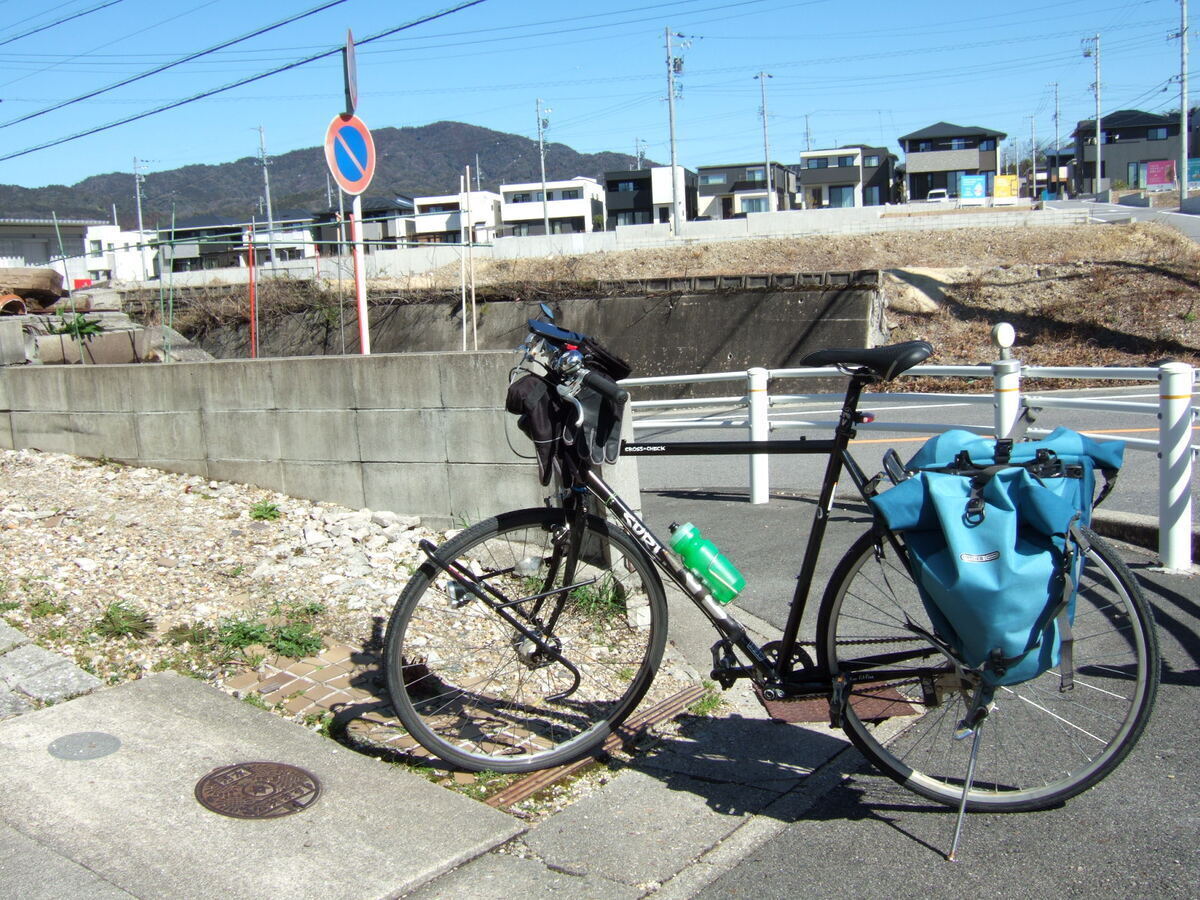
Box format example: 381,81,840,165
0,121,656,227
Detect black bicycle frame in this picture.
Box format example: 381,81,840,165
585,373,880,688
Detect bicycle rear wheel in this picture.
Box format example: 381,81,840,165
816,527,1159,812
383,507,667,772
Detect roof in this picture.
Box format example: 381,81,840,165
1072,108,1189,134
898,121,1007,141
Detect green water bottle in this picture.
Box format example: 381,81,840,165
669,522,746,605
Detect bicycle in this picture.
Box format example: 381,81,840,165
382,310,1160,819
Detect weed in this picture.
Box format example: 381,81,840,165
44,625,70,643
455,769,520,802
93,602,154,639
241,692,270,710
616,666,636,682
218,618,269,649
302,711,335,738
164,622,215,646
0,600,19,613
225,564,246,578
28,596,68,618
249,500,282,521
571,575,624,621
241,650,267,669
269,622,322,658
48,310,104,339
688,680,723,717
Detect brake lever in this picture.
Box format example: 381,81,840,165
555,383,584,427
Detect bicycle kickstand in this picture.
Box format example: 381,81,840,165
947,715,985,862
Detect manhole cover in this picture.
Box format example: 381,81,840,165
194,761,320,819
48,731,122,760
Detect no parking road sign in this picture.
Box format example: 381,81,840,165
325,113,375,196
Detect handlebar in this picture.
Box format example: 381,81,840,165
583,369,629,405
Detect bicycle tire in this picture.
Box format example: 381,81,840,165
383,507,667,772
816,526,1159,812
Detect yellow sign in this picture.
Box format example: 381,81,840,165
994,175,1018,198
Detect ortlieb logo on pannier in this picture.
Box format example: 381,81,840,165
870,427,1124,699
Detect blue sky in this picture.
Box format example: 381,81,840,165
0,0,1190,190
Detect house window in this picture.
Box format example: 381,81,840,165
511,192,532,203
979,139,996,151
863,155,880,166
1148,127,1168,140
804,157,828,169
917,140,933,152
837,156,855,167
614,210,651,225
511,223,531,236
89,240,102,254
828,185,855,207
745,166,765,181
863,185,882,205
699,173,727,185
950,138,969,150
615,180,638,192
741,197,768,213
560,188,580,200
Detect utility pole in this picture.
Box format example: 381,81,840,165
1051,81,1060,196
1028,115,1038,199
536,98,551,236
804,113,812,151
256,125,276,266
666,27,684,236
1083,35,1102,193
634,137,646,169
755,72,774,211
133,156,148,282
1180,0,1190,205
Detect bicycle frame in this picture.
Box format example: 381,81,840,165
580,370,896,699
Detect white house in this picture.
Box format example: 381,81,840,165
83,224,158,283
411,191,502,244
499,177,605,236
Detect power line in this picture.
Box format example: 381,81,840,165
0,0,490,164
0,0,126,50
0,0,349,130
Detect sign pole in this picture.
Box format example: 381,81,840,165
350,193,370,355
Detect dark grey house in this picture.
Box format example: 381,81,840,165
796,146,896,207
1071,108,1198,194
603,167,698,229
897,122,1005,200
695,162,797,218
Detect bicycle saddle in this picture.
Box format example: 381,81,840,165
800,340,933,380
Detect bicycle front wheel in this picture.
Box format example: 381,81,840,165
383,507,667,772
816,527,1159,812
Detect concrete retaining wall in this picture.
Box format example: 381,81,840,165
0,351,637,527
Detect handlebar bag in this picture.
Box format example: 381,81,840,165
870,429,1124,695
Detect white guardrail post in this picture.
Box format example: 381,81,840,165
1157,362,1195,571
748,367,770,504
992,356,1022,439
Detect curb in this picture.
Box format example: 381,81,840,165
1089,508,1200,559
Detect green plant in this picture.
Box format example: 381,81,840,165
218,618,269,649
28,596,68,618
571,575,624,621
93,601,154,639
0,600,19,613
164,622,215,645
249,500,282,521
241,692,270,710
268,622,322,658
688,680,723,717
302,711,335,737
48,310,104,339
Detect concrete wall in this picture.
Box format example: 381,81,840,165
0,351,638,527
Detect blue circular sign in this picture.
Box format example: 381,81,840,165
324,114,375,195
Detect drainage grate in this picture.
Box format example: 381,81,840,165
194,761,320,819
485,684,707,809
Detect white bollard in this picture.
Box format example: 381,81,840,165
1157,362,1195,571
748,367,769,504
991,357,1022,439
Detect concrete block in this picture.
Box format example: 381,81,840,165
201,410,280,460
0,370,8,411
0,622,29,653
445,463,544,523
66,366,135,413
0,319,23,365
440,408,525,464
205,459,284,493
407,853,641,900
69,413,139,460
0,412,11,450
5,367,70,412
352,352,442,409
79,330,140,365
0,691,34,720
0,673,523,900
134,411,204,460
276,409,359,461
439,352,515,409
127,362,204,412
10,411,75,454
357,409,445,463
281,461,365,510
199,358,275,410
267,356,357,410
363,462,450,521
